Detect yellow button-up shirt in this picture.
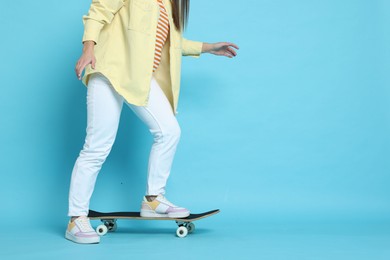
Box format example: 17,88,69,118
81,0,203,114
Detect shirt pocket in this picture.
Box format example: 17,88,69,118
128,0,154,34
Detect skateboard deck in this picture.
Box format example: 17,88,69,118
88,209,220,238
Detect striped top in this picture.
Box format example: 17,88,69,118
153,0,170,72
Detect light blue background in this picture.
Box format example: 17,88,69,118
1,0,389,259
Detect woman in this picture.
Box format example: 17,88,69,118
66,0,239,244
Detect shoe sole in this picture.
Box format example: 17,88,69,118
65,231,100,244
140,210,190,218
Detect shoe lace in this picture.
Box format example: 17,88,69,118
76,217,94,232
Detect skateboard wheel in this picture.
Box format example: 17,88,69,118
96,224,108,236
186,223,195,233
176,226,188,238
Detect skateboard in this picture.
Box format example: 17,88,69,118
88,209,220,238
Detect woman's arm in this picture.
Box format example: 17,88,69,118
182,38,203,58
201,42,239,58
82,0,127,45
75,41,96,80
182,37,239,58
75,0,126,79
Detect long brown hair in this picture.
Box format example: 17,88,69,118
171,0,190,32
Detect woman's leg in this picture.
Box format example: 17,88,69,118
68,73,124,217
126,76,181,196
126,76,188,218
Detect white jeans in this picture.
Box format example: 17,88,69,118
68,72,181,217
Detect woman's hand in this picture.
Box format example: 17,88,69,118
75,41,96,80
202,42,239,58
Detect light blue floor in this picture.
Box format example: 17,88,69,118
2,214,389,260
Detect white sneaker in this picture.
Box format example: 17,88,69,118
140,194,190,218
65,216,100,244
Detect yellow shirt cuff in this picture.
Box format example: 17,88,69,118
182,38,203,58
82,18,104,44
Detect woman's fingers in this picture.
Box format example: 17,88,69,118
226,51,234,58
75,59,83,78
76,61,85,80
75,55,96,80
215,42,239,58
220,44,237,58
226,42,239,50
79,61,89,79
226,46,237,57
78,64,85,80
91,57,96,69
